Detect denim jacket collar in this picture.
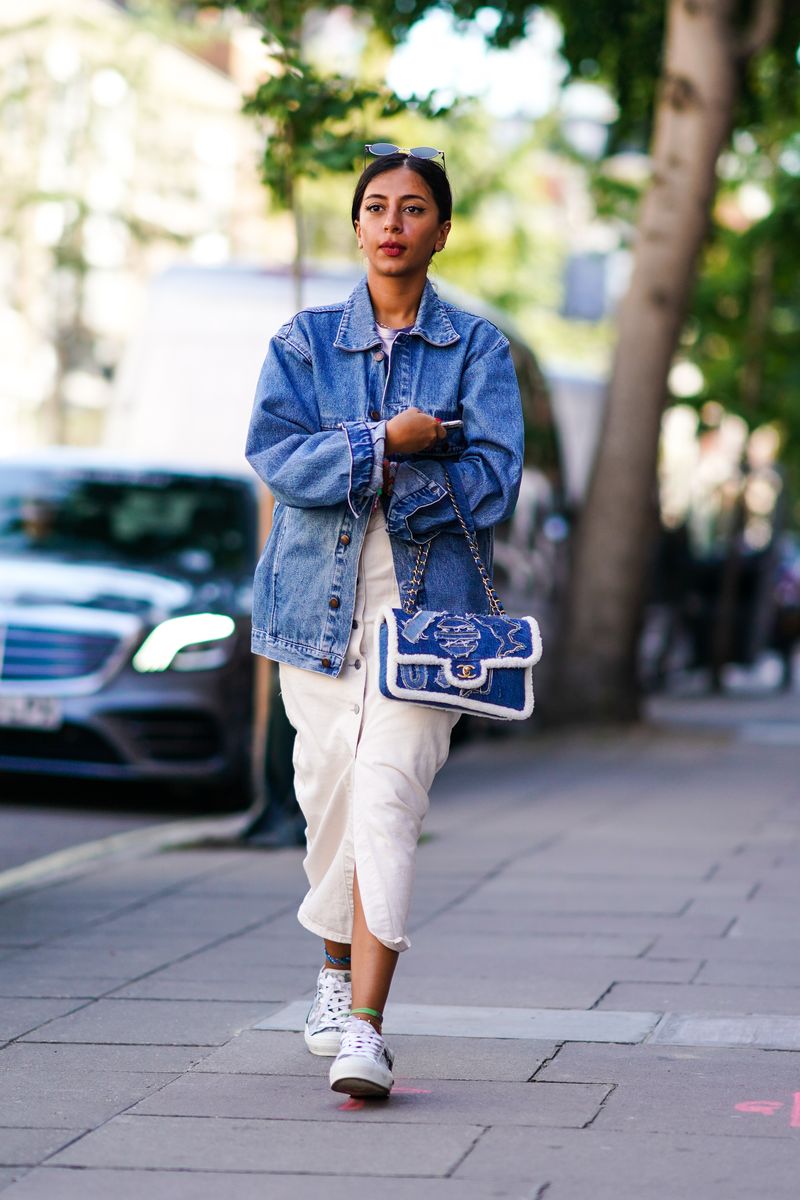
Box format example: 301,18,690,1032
333,276,460,352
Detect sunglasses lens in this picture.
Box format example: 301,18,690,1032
369,143,400,156
409,146,440,159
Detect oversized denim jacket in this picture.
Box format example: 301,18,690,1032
245,276,524,675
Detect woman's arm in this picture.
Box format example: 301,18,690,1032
245,332,385,516
385,336,524,543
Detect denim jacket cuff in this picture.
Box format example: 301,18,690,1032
339,420,384,517
368,420,387,494
385,462,448,544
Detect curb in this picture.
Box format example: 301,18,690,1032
0,809,255,900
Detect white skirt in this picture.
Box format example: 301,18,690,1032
278,504,459,952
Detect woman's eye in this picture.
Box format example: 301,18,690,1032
365,204,383,213
405,206,424,214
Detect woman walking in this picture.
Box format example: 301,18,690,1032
245,146,524,1098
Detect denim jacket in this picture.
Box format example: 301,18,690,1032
245,276,523,674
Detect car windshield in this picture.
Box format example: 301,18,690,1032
0,466,253,575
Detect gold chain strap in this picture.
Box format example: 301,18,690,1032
402,470,506,616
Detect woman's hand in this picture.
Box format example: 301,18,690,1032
385,407,447,455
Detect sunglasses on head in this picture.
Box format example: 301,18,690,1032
363,143,446,173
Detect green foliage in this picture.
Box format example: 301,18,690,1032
187,0,447,214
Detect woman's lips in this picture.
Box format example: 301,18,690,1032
380,243,404,257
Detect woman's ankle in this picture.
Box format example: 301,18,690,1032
350,1007,383,1033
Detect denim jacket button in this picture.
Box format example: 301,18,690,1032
339,533,351,545
328,597,340,609
369,408,381,420
372,350,385,362
321,657,331,668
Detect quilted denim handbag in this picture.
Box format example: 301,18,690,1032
378,471,542,720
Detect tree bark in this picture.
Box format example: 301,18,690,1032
553,0,781,722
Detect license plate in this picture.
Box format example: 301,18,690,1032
0,696,63,730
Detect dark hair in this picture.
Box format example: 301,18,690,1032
351,152,453,229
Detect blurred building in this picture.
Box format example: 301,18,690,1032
0,0,271,450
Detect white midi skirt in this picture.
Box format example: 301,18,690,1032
278,504,459,952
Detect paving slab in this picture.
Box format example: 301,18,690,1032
129,1070,609,1127
537,1040,796,1082
0,1067,178,1129
597,982,800,1016
0,999,89,1044
453,1126,800,1196
452,881,694,916
424,911,735,938
0,1129,84,1168
20,1000,277,1046
650,1012,800,1051
0,1167,529,1199
696,958,800,987
400,946,701,985
389,970,621,1008
149,936,319,979
420,922,654,957
0,1169,26,1193
0,944,206,983
107,975,309,1003
196,1029,558,1082
538,1042,800,1135
90,894,293,939
257,1000,660,1043
646,934,800,964
0,1043,215,1074
0,899,121,943
50,1114,483,1175
0,970,128,1000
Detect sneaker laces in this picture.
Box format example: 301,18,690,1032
312,969,351,1030
339,1015,386,1061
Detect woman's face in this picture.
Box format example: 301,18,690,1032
354,165,451,281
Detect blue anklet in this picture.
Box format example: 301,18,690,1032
325,948,351,967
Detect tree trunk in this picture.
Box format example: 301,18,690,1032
553,0,781,723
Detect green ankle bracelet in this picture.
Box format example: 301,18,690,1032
350,1007,383,1022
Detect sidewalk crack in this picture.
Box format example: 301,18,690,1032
588,982,616,1010
582,1082,617,1128
444,1125,489,1178
528,1041,565,1080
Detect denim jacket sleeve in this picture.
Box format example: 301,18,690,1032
245,330,385,517
385,335,524,544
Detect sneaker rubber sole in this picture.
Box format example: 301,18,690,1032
329,1073,392,1099
304,1028,341,1057
329,1056,394,1098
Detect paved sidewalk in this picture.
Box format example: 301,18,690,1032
2,694,800,1198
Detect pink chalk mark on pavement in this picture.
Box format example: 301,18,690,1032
735,1096,800,1128
338,1086,432,1112
735,1100,784,1116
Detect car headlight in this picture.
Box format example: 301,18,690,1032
132,614,236,673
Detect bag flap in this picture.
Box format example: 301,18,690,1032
381,607,542,691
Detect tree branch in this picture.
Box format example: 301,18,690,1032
735,0,782,62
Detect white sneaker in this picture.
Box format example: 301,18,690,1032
329,1015,395,1098
304,967,352,1056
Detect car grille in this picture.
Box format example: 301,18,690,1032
0,625,120,682
116,709,222,762
0,723,123,764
